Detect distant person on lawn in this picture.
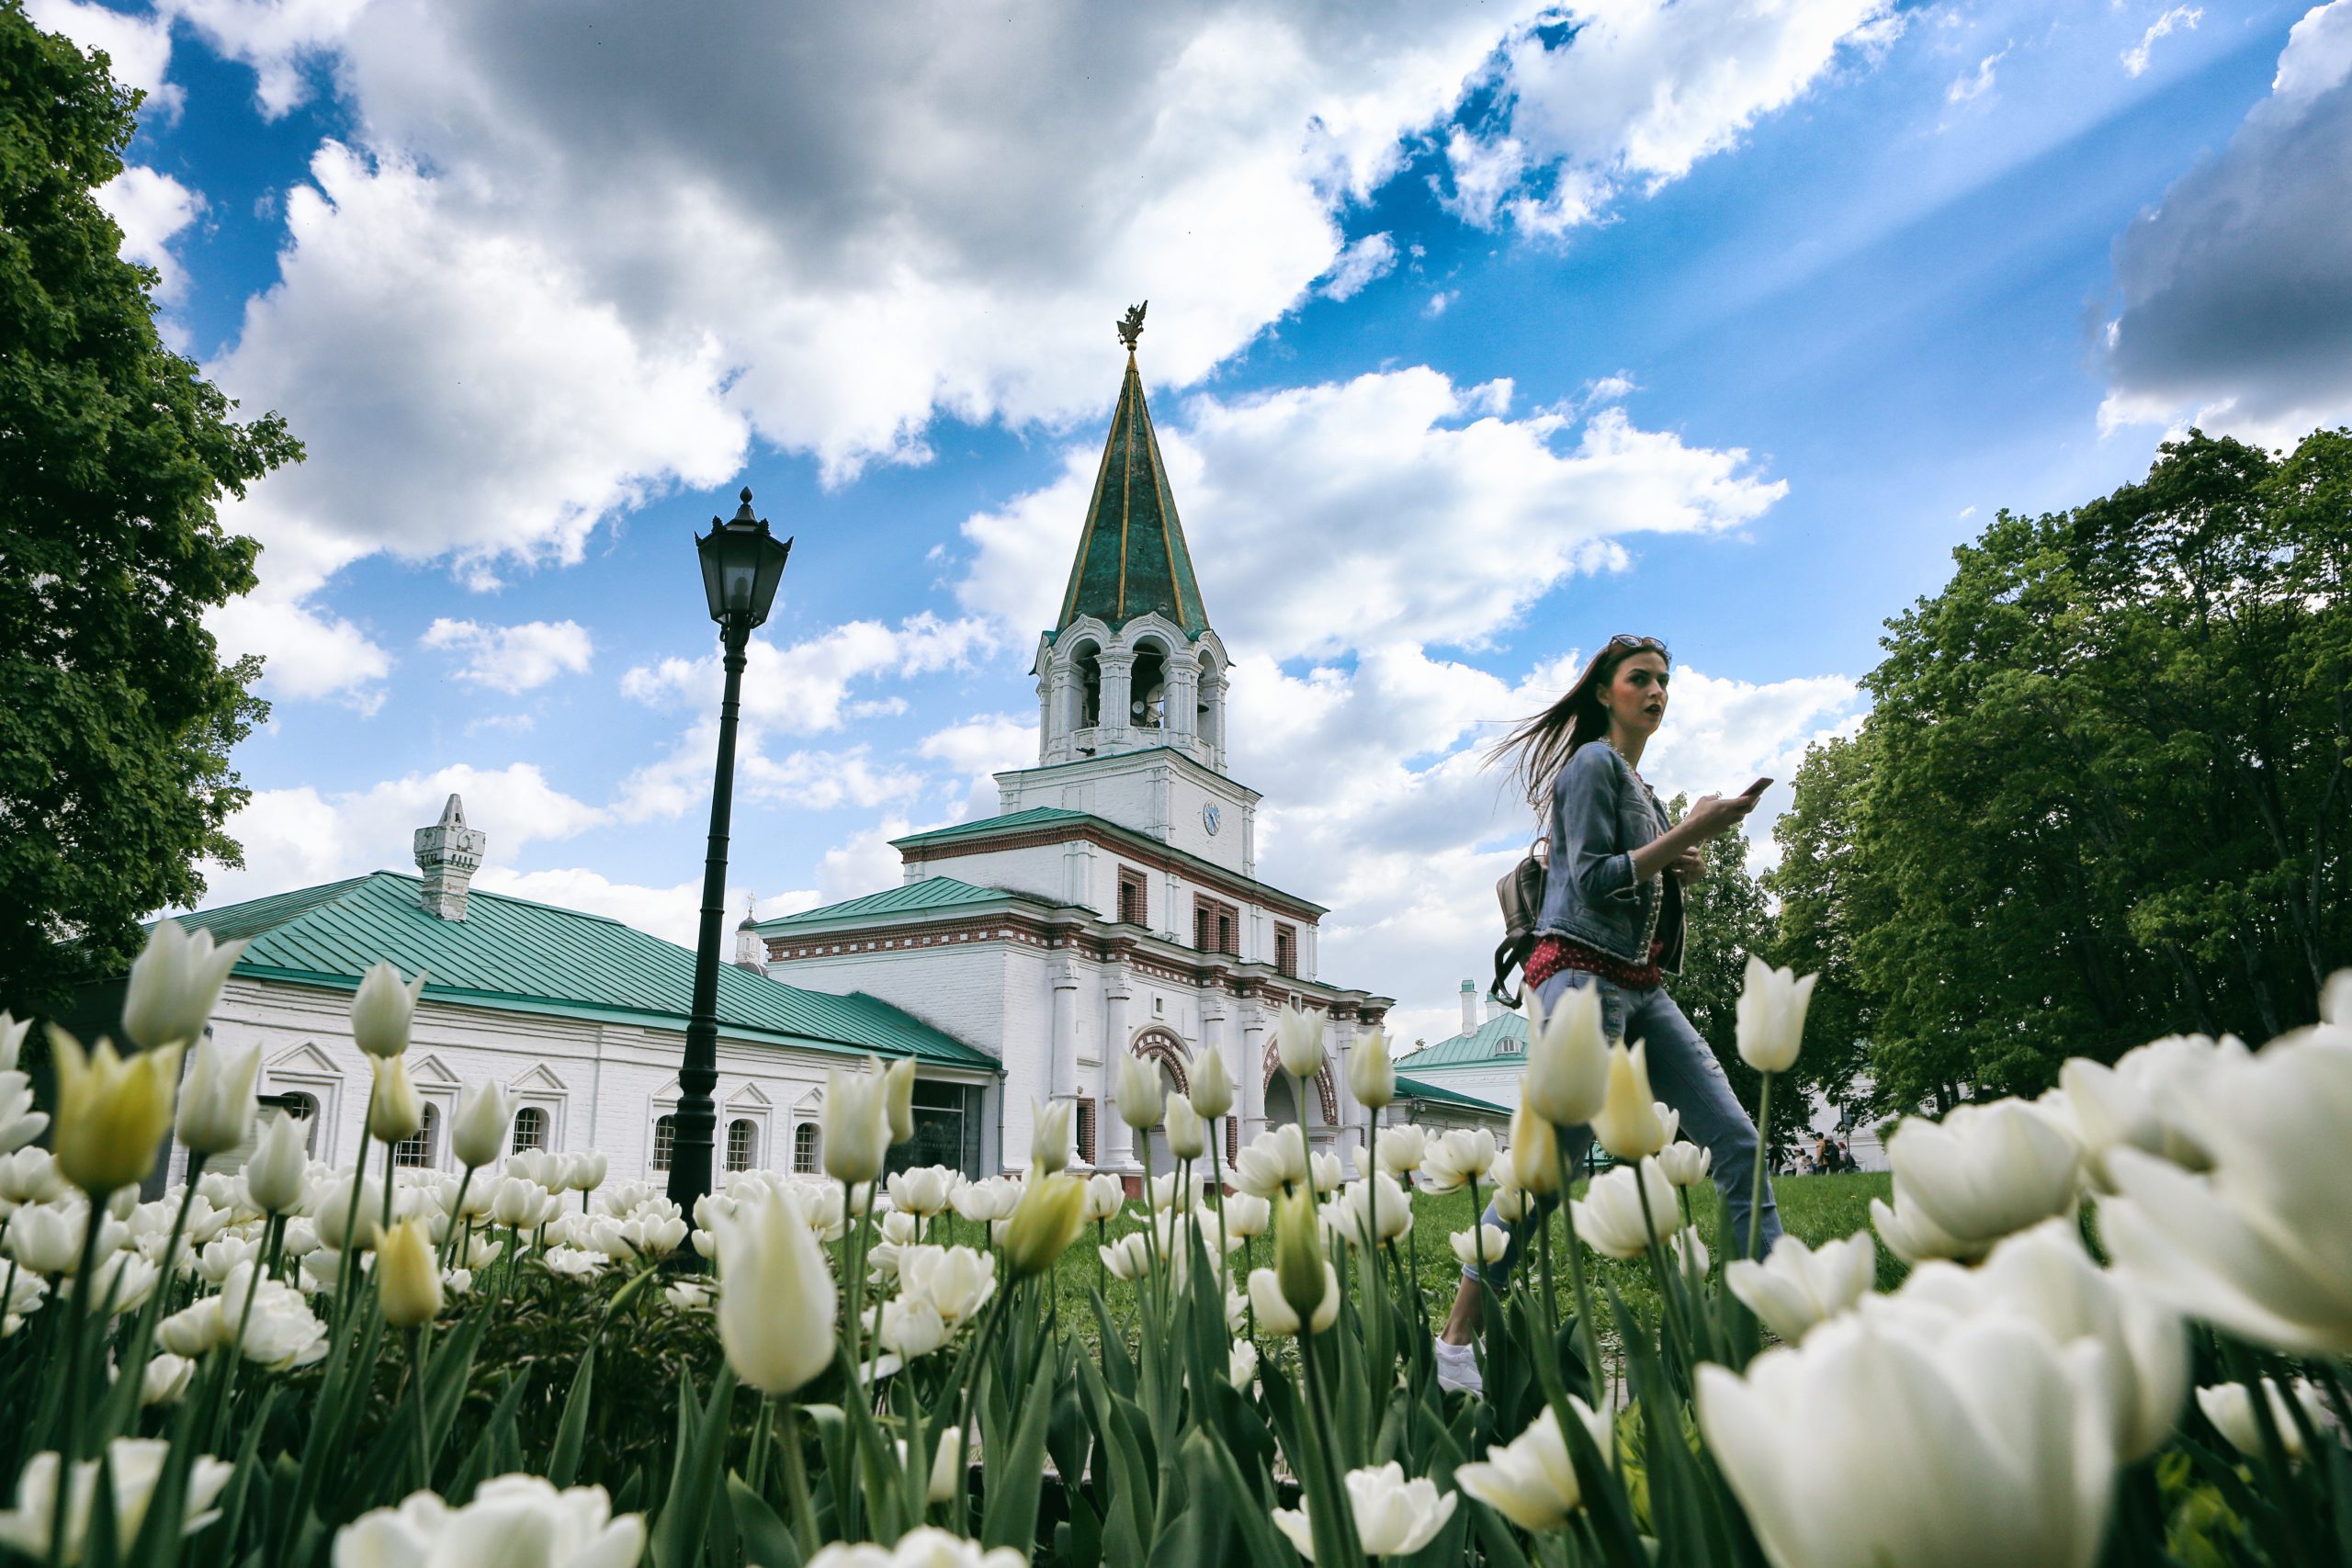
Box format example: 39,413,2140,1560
1431,634,1783,1396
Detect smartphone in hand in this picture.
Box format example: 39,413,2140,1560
1740,777,1772,798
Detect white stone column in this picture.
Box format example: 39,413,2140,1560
1050,958,1080,1100
1103,962,1134,1170
1239,998,1269,1147
1166,649,1201,748
1035,672,1057,763
1099,650,1135,752
1202,990,1230,1161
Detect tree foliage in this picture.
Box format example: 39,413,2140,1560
1771,429,2352,1116
0,2,300,1010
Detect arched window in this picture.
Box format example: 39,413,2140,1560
281,1092,320,1155
793,1122,820,1174
512,1105,548,1153
393,1102,439,1168
651,1113,677,1173
1130,645,1167,729
726,1119,758,1173
1072,641,1102,729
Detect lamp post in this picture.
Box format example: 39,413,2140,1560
667,487,792,1213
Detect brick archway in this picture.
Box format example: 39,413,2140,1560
1128,1028,1192,1093
1261,1043,1340,1124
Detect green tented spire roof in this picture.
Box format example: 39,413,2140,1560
1055,330,1209,638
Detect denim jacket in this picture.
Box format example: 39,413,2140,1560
1534,741,1685,976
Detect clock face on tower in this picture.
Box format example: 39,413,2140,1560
1201,803,1222,836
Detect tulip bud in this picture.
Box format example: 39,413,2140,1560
1249,1262,1339,1338
714,1190,837,1396
1165,1092,1205,1160
1590,1041,1668,1162
451,1081,514,1170
1525,984,1610,1127
1113,1052,1163,1133
1221,1190,1271,1238
1031,1099,1073,1175
351,962,427,1059
123,919,247,1052
1509,1100,1560,1197
1735,956,1816,1074
317,1173,386,1252
822,1060,893,1185
883,1055,917,1145
379,1218,443,1327
0,1013,28,1074
1657,1140,1713,1190
172,1037,259,1157
1272,1184,1327,1328
1081,1172,1126,1224
1345,1028,1395,1111
1275,1006,1326,1079
50,1028,182,1197
1002,1173,1087,1278
368,1055,423,1145
1191,1047,1235,1121
567,1151,608,1192
244,1113,311,1214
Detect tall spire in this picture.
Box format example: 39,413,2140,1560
1054,304,1210,638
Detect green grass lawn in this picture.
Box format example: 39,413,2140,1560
1015,1169,1900,1352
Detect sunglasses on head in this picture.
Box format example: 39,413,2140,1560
1607,634,1668,657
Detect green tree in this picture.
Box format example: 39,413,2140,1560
1759,731,1883,1123
1,2,299,1012
1779,428,2352,1118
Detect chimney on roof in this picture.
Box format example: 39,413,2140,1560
1486,994,1506,1024
1460,978,1476,1036
413,795,488,920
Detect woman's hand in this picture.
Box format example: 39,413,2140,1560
1687,792,1759,840
1670,848,1706,883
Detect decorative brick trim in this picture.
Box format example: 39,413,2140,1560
1261,1044,1340,1123
902,823,1324,923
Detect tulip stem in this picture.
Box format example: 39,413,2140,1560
1294,1325,1365,1565
1745,1073,1772,1266
1552,1142,1607,1422
405,1326,434,1488
439,1166,478,1269
778,1401,820,1560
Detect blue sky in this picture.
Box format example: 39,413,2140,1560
37,0,2352,1045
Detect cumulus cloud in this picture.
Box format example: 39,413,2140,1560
1443,0,1900,235
470,867,820,949
27,0,180,113
919,713,1042,818
2098,0,2352,445
2122,6,2201,78
956,367,1785,660
621,615,992,736
421,618,594,694
1320,232,1400,300
95,166,205,301
164,0,369,118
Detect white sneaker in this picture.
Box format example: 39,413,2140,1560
1432,1337,1484,1395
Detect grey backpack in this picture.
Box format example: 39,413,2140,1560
1488,833,1548,1009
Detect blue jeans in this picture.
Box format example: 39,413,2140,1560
1463,967,1781,1284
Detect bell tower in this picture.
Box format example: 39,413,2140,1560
1033,303,1229,773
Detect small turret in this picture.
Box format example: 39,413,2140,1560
413,795,487,920
733,895,765,972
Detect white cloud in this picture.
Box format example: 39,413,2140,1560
920,714,1042,819
421,618,594,694
621,615,993,736
472,866,819,950
1319,232,1399,300
957,367,1785,662
208,591,392,707
2098,0,2352,444
1424,289,1457,317
1445,0,1900,235
2122,6,2200,78
26,0,180,114
95,167,204,301
816,819,926,907
1946,45,2009,105
164,0,370,118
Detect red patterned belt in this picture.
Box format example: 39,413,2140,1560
1526,934,1666,993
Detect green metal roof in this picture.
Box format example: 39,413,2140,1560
1396,1012,1529,1071
754,876,1018,931
891,808,1328,918
1055,353,1209,638
170,872,999,1073
1393,1075,1509,1115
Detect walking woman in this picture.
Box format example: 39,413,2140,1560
1431,634,1781,1395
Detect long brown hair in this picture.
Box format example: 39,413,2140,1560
1485,635,1669,808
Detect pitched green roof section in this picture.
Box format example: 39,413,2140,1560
891,807,1086,848
1394,1075,1508,1114
755,876,1016,931
1397,1012,1529,1071
1056,354,1209,637
171,873,998,1072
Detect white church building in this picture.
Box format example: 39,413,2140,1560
143,332,1400,1190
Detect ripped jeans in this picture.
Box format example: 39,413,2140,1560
1462,966,1781,1285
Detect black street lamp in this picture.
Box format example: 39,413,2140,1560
667,488,792,1213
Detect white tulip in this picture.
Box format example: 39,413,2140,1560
173,1037,261,1156
450,1082,514,1171
1227,1338,1259,1388
243,1115,310,1215
1248,1263,1339,1338
1147,1170,1204,1213
318,1175,386,1252
1735,956,1816,1073
1346,1029,1395,1111
2058,1033,2246,1190
1668,1230,1710,1278
1454,1399,1614,1530
1451,1224,1510,1269
506,1150,567,1190
1191,1047,1236,1121
1374,1124,1428,1180
897,1244,997,1326
7,1204,85,1274
1882,1099,2080,1256
1657,1140,1713,1190
1231,1129,1306,1197
1220,1190,1271,1238
2195,1379,2334,1461
1416,1128,1498,1195
1272,1461,1457,1561
1080,1172,1126,1224
1590,1041,1668,1162
712,1191,836,1395
872,1296,953,1361
803,1526,1026,1568
887,1165,956,1218
0,1148,65,1207
2100,1034,2352,1355
1698,1313,2115,1568
139,1352,196,1407
347,961,426,1060
123,920,247,1052
1099,1232,1151,1280
948,1175,1020,1224
1868,1178,1983,1266
1164,1092,1206,1160
566,1151,608,1192
332,1475,643,1568
1112,1052,1163,1134
1727,1232,1877,1346
0,1071,49,1156
86,1251,160,1316
1570,1157,1682,1260
368,1055,423,1145
821,1060,894,1186
1029,1100,1073,1175
1275,1005,1326,1079
1329,1173,1413,1247
1524,984,1611,1127
0,1013,27,1073
0,1438,233,1562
